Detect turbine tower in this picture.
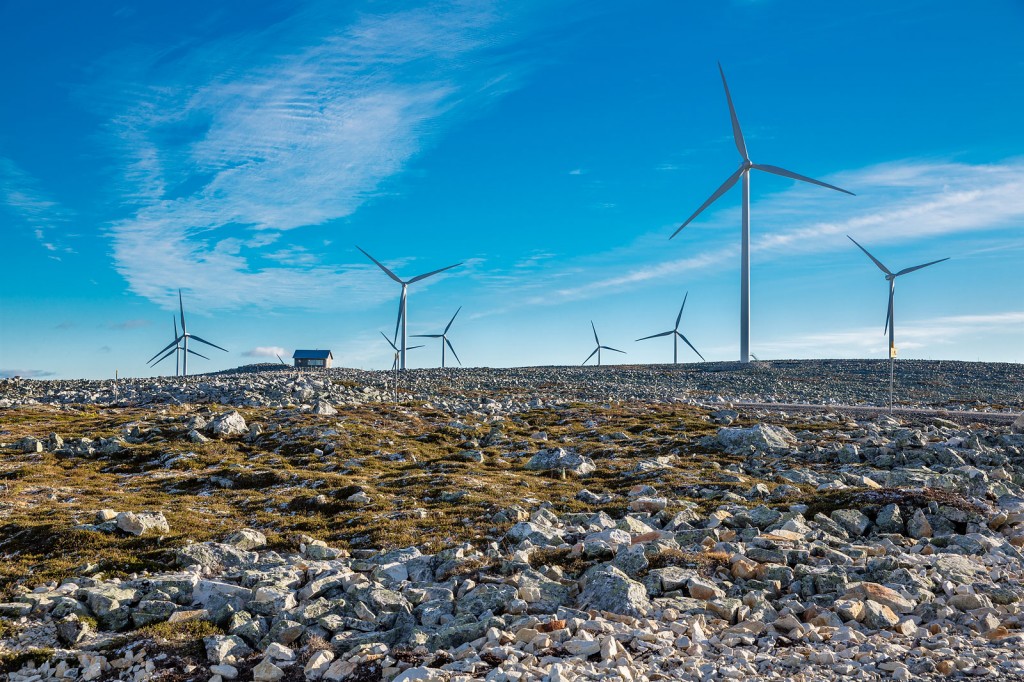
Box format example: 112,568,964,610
147,289,228,376
847,236,949,360
636,293,706,364
358,246,461,370
412,307,463,368
671,63,854,363
583,321,625,366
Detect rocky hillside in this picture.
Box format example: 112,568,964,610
1,363,1023,681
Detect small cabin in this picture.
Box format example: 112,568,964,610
292,349,333,368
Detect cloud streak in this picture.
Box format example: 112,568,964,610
497,157,1024,309
0,156,75,258
243,346,287,358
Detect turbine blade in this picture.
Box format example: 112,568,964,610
675,292,688,330
636,331,673,341
277,354,286,365
847,235,892,275
173,315,178,336
179,289,186,333
718,62,748,161
602,346,626,354
393,293,405,343
408,262,462,284
582,348,598,365
444,306,461,334
591,321,599,345
753,164,854,195
411,334,442,338
147,336,184,363
884,294,893,336
380,331,399,352
187,349,210,360
356,246,403,284
445,338,462,366
670,167,744,238
149,346,177,367
408,344,425,350
188,334,228,352
894,257,949,277
679,333,706,361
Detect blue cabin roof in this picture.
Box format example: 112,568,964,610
292,349,333,360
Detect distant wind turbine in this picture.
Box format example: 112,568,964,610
150,316,207,376
358,246,461,371
671,63,854,364
848,235,948,412
847,236,949,359
147,290,228,376
583,322,626,366
380,331,424,371
413,307,463,368
276,354,287,367
636,293,705,364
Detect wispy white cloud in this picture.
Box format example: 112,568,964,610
93,1,551,314
756,311,1024,358
243,346,287,358
0,156,75,257
497,158,1024,309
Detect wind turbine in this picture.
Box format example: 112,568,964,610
671,63,854,363
848,235,948,411
380,332,423,371
150,316,206,376
147,289,228,376
582,322,625,366
848,235,948,358
276,354,288,367
636,293,706,364
412,307,463,368
358,246,461,371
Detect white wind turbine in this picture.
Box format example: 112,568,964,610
358,246,461,371
147,290,226,376
582,322,626,366
848,235,949,410
412,307,463,368
636,292,705,364
671,63,854,363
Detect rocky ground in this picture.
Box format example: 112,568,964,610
1,361,1024,681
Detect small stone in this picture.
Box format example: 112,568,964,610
304,650,335,680
252,658,285,682
907,509,932,539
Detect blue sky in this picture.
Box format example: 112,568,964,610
1,0,1022,379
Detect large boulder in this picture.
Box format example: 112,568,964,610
717,424,797,453
116,511,170,536
576,564,651,618
210,411,248,438
524,448,596,476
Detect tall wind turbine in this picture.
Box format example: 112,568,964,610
147,290,228,376
583,322,625,366
412,307,463,368
636,293,706,364
358,246,461,371
671,63,854,363
847,236,948,359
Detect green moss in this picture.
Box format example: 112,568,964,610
0,648,56,674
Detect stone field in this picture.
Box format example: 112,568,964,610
1,360,1023,681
